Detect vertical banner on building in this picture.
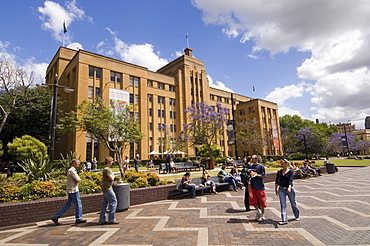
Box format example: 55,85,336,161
227,120,235,145
109,88,130,113
271,119,280,147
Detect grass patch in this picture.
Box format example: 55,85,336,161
315,158,370,167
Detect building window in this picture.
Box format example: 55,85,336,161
210,95,215,100
169,85,175,92
149,122,153,131
161,110,165,117
95,87,101,97
129,94,134,104
169,98,175,106
148,80,153,87
148,94,153,102
190,76,193,84
135,94,139,104
110,71,122,83
130,76,139,87
158,96,165,104
88,86,94,97
158,123,162,131
158,109,161,117
157,82,165,89
135,112,139,118
170,111,173,119
89,66,101,79
149,108,152,116
170,124,173,132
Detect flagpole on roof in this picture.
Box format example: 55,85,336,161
63,20,67,47
186,33,189,48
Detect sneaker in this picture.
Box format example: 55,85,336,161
98,222,108,225
51,217,60,226
258,214,265,222
255,210,261,220
278,221,288,225
295,217,300,221
75,219,87,224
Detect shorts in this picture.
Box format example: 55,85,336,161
249,189,267,207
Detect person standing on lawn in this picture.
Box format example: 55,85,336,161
51,159,87,226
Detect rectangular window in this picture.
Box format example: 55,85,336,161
161,110,165,117
149,122,152,131
170,111,173,119
129,76,139,86
169,85,175,92
157,82,164,89
170,124,173,132
135,94,139,104
149,108,152,116
95,68,101,79
158,110,161,117
169,98,176,106
89,66,94,77
110,71,115,82
129,94,134,104
158,96,165,104
95,87,101,97
148,94,153,102
148,80,153,87
88,86,94,97
158,123,162,131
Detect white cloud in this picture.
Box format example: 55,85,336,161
193,0,370,127
265,82,308,106
98,29,168,71
38,0,92,44
207,75,233,92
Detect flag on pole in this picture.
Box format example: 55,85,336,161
63,21,67,33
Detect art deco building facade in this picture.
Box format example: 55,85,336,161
46,46,282,161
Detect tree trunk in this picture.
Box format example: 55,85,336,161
115,148,125,178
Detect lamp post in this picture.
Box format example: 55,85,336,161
343,125,350,156
45,74,74,161
230,93,238,159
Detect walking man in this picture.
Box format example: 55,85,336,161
134,154,140,172
51,159,87,225
98,157,119,225
249,155,267,222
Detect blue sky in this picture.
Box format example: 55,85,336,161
1,0,370,129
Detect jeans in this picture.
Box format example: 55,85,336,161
224,176,238,191
99,189,117,223
181,183,196,198
54,191,82,220
278,186,300,222
165,163,172,173
134,164,139,172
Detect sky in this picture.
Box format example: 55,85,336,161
1,0,370,129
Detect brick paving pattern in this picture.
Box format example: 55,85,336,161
1,166,370,246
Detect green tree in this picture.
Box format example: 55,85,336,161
65,99,144,177
196,144,222,159
7,135,48,163
0,87,54,148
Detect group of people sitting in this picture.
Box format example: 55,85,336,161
291,160,321,178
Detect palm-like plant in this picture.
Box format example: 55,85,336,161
18,154,55,182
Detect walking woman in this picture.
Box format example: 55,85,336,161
275,159,300,225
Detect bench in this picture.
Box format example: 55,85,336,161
159,162,201,174
175,176,231,197
225,160,245,168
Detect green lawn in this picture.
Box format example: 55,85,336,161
315,158,370,167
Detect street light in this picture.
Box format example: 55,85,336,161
44,74,74,161
230,93,238,159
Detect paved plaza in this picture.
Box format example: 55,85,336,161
1,166,370,246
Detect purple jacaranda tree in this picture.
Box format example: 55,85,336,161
296,127,330,154
183,102,229,168
355,140,370,154
324,132,356,155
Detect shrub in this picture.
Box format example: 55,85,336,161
19,181,57,201
146,172,160,186
124,170,147,183
129,182,139,189
79,179,101,194
0,183,20,203
7,135,48,163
